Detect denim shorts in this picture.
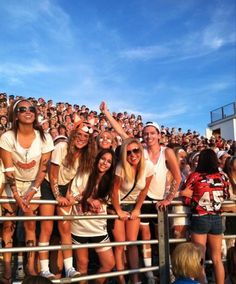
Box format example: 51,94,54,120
190,214,223,235
120,203,136,213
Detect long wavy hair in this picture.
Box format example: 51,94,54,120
223,156,236,195
8,99,45,141
63,128,96,173
118,137,145,184
81,148,116,212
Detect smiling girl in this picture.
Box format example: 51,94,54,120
71,148,116,284
0,99,54,282
112,138,154,284
38,122,96,279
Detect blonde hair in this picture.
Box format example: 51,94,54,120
171,242,202,279
119,138,145,183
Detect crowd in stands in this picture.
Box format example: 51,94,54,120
0,92,235,155
0,92,235,284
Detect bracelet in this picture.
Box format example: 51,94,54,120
3,167,15,172
32,186,39,193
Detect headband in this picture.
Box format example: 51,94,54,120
191,152,200,162
13,99,33,112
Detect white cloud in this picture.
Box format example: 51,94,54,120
0,62,55,77
120,45,170,60
3,0,74,44
119,4,236,63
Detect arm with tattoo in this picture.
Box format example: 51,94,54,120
165,179,178,202
49,163,70,206
34,152,52,189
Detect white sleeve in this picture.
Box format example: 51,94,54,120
42,133,54,153
51,142,67,165
0,131,14,152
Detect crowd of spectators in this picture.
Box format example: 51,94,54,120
0,92,235,156
0,92,235,284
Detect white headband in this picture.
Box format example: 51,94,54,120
13,99,33,112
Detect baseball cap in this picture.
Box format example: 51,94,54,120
144,121,161,133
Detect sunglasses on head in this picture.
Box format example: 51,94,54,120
127,148,140,156
17,106,36,113
81,125,93,134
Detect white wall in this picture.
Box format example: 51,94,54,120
206,118,236,140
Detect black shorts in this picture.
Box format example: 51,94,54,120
72,234,111,252
40,179,69,200
141,196,160,224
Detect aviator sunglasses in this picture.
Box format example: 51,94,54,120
17,106,36,113
127,148,140,156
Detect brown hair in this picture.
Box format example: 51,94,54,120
8,99,45,141
63,128,96,174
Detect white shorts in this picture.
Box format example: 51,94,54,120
2,180,41,198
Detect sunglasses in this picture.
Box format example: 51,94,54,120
127,148,140,156
17,106,36,113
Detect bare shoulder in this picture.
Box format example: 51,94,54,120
165,147,175,159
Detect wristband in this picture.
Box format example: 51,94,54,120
32,186,40,193
3,167,15,172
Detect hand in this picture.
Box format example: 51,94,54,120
56,195,71,207
22,188,36,205
180,188,193,198
130,208,140,220
99,101,108,113
14,194,30,213
87,198,102,211
67,193,77,205
156,199,171,211
117,209,130,220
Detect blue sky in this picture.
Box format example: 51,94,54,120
0,0,235,135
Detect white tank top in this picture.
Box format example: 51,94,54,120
144,146,168,200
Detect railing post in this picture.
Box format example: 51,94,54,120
158,208,170,283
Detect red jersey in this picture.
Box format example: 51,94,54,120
183,171,229,215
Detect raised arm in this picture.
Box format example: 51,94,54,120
99,101,129,140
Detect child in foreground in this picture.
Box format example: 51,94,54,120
171,242,202,284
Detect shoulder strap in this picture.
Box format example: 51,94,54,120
121,172,138,201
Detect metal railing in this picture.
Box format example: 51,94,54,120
210,102,236,123
0,199,235,283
